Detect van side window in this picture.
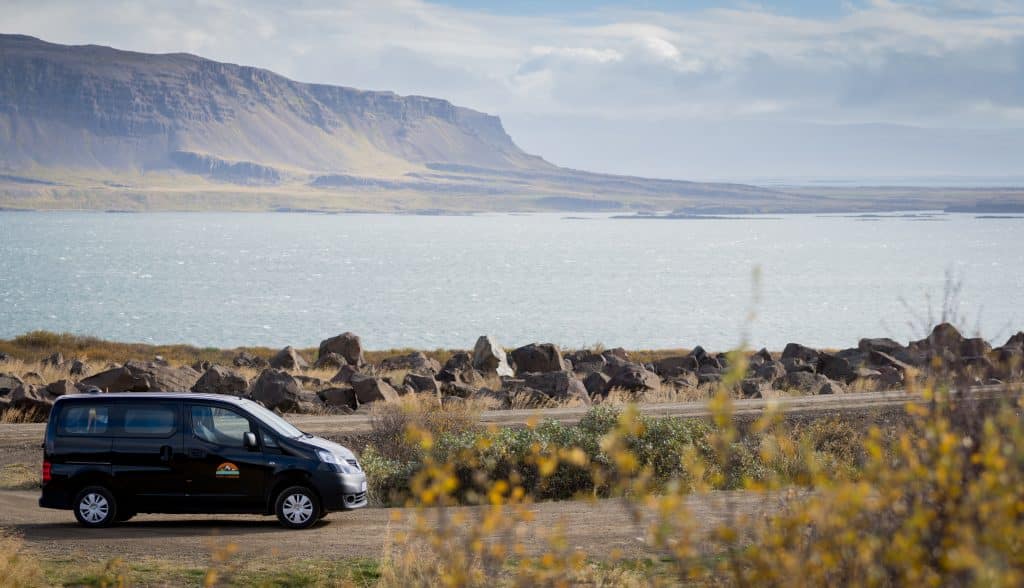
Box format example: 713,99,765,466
190,405,250,447
60,405,109,435
123,405,176,437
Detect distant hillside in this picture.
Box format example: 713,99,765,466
1,34,1021,213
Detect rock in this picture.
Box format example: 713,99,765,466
698,362,721,376
45,379,78,397
152,355,169,366
992,346,1023,379
437,352,483,385
781,343,820,364
602,348,630,361
583,372,610,397
42,352,65,368
381,351,442,375
233,351,267,368
312,352,347,370
81,361,201,392
858,338,905,356
330,364,359,384
350,374,400,404
319,387,358,411
0,373,25,394
1004,332,1024,349
8,384,56,411
191,360,212,373
520,371,589,402
959,337,992,358
471,336,514,377
318,332,365,367
509,343,564,374
868,350,914,374
652,356,699,378
689,346,709,363
68,359,89,376
250,369,307,412
924,323,965,353
269,346,309,371
403,372,440,395
818,353,857,383
606,364,661,393
749,348,773,368
191,365,249,396
565,350,605,370
781,356,816,374
441,382,478,398
667,371,699,390
780,372,842,395
754,361,787,382
0,352,9,363
741,378,771,399
877,366,905,388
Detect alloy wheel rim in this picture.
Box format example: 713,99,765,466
79,493,109,523
282,493,313,524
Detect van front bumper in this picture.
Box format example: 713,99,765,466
312,471,368,511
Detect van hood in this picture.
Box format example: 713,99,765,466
293,435,357,461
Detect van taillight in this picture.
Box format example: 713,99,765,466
42,460,51,484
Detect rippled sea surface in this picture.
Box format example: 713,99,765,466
1,211,1022,351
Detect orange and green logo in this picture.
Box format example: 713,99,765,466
215,462,240,478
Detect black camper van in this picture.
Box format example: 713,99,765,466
39,392,367,529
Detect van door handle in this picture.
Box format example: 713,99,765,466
188,448,206,458
160,445,173,462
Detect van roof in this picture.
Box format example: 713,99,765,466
55,392,250,404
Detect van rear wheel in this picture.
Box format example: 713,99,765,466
275,486,321,529
73,486,118,528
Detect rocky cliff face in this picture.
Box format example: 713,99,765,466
0,34,548,180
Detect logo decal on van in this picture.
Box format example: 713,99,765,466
215,462,240,478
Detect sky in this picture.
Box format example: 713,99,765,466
5,0,1024,183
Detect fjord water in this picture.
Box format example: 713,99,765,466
1,212,1022,351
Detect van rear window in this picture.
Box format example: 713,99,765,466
60,405,110,435
123,406,176,436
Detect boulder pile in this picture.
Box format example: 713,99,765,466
1,323,1021,415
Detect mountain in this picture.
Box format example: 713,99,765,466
1,34,1020,213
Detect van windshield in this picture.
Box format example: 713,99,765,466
239,400,304,438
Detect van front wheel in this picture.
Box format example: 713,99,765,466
275,486,321,529
73,486,118,528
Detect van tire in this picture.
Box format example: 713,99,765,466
274,486,321,529
73,486,118,528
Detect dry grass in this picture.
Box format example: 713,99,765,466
0,531,45,587
0,464,39,491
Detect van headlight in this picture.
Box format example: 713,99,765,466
317,450,358,473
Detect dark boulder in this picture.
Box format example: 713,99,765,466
749,348,773,368
45,379,78,397
781,343,820,364
403,372,440,395
583,372,610,397
0,373,24,394
868,350,915,375
350,374,400,404
312,352,347,370
741,378,771,399
7,384,56,411
858,338,905,356
330,364,359,384
269,346,309,371
781,356,816,374
510,343,565,374
606,364,660,392
191,360,212,373
233,351,267,369
652,356,699,378
818,353,858,383
191,365,249,396
381,351,442,375
318,332,365,367
565,350,607,374
437,352,483,385
319,387,358,412
602,348,630,361
1004,332,1024,349
81,361,201,392
754,361,787,382
781,372,843,395
959,337,992,359
441,382,478,399
471,336,513,377
250,369,308,412
520,371,589,402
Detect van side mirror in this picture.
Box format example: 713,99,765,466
243,432,258,451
